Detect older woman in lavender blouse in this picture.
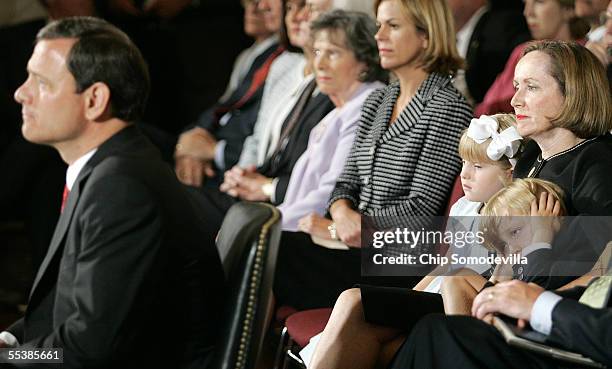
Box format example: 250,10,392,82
276,9,386,232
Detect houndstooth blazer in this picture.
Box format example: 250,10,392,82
328,73,472,227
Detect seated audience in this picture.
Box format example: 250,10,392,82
475,0,590,116
237,0,376,169
237,0,310,169
273,0,472,311
276,9,386,231
218,1,279,103
308,39,612,369
307,113,522,369
0,17,225,369
174,0,283,186
441,178,565,315
187,1,374,249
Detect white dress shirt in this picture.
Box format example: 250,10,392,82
454,5,488,105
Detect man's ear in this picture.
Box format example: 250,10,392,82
83,82,111,121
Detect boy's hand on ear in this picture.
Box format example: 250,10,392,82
529,192,560,245
531,191,561,217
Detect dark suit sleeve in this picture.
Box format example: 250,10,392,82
17,174,165,368
220,106,262,170
222,137,244,170
549,299,612,366
194,106,218,131
554,286,587,300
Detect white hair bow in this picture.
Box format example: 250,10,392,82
466,115,522,164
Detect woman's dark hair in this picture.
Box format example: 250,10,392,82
310,9,387,82
280,0,304,53
36,16,150,122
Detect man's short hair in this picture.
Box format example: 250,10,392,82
36,17,150,122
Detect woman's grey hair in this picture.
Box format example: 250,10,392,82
310,9,387,82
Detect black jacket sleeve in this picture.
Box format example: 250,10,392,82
549,299,612,366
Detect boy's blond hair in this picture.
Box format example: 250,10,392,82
458,114,522,171
480,178,566,254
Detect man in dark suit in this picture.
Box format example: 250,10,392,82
390,269,612,368
173,0,283,188
450,0,530,104
0,17,225,369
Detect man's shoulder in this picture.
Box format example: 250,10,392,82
88,126,169,177
80,130,181,207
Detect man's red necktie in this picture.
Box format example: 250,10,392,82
61,185,69,213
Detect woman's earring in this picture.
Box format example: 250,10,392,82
359,70,368,80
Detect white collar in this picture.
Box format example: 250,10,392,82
252,35,279,55
521,242,552,257
456,5,489,58
65,148,97,190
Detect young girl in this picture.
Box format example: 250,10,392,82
416,113,523,293
441,178,565,314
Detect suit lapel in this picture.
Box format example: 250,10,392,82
299,92,330,128
28,165,92,301
379,74,449,143
381,95,423,141
371,82,398,145
273,92,332,170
